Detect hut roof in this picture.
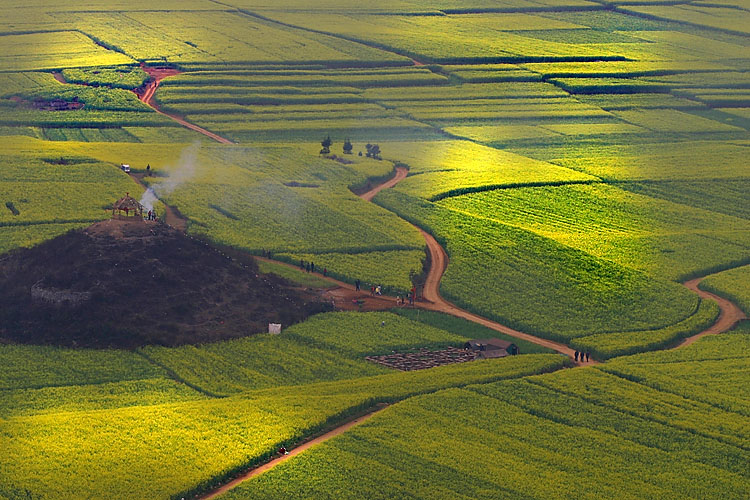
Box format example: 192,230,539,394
113,193,144,212
476,349,509,359
465,338,516,351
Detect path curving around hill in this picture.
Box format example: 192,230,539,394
678,277,747,347
197,405,388,500
135,66,235,145
357,168,588,363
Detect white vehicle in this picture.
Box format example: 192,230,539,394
120,164,131,173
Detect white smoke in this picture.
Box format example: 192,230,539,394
140,142,201,211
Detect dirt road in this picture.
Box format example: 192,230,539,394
135,66,234,145
678,277,747,347
197,405,387,500
188,168,745,500
357,168,591,363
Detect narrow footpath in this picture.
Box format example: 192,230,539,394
360,168,588,362
679,277,746,347
186,166,746,500
197,405,387,500
136,66,234,145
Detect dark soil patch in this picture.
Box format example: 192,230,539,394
365,347,477,371
0,219,331,348
283,181,319,188
31,97,84,111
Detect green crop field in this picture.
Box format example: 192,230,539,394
2,1,749,498
230,332,750,500
701,265,750,316
376,189,700,343
0,324,565,499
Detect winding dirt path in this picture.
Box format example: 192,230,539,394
188,167,745,500
678,277,746,347
197,405,387,500
358,168,589,362
135,66,235,145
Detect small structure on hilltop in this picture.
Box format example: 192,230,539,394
112,193,144,220
465,338,518,359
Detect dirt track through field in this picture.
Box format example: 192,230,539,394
135,66,234,145
362,168,590,362
182,166,746,500
197,405,387,500
678,277,746,347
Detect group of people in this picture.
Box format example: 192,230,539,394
299,259,316,274
574,351,591,362
145,210,157,221
396,290,416,305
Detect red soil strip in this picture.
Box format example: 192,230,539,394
135,65,234,145
358,167,592,364
677,277,747,348
197,405,388,500
359,166,408,202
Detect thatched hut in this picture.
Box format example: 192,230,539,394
464,338,519,358
112,193,144,219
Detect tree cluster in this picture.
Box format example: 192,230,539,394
320,136,381,159
365,143,381,160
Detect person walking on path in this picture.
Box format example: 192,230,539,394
574,351,579,362
370,286,375,296
355,279,360,291
311,262,315,273
323,267,327,277
300,259,304,270
306,262,311,273
586,352,590,362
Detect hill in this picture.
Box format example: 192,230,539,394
0,219,331,348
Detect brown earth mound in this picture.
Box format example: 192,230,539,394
0,219,331,348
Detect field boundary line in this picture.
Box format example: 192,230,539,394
196,403,388,500
134,350,226,399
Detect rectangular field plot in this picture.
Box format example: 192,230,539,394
541,140,750,181
276,249,423,292
575,92,705,110
52,10,408,65
522,60,732,78
160,68,448,88
262,12,631,63
364,81,567,102
612,108,745,133
621,5,750,35
0,31,133,71
395,97,612,121
0,378,207,418
539,122,646,135
438,183,750,280
382,140,595,200
445,124,562,142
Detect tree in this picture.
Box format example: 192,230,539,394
343,138,353,154
369,144,381,160
320,135,332,155
365,143,372,157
